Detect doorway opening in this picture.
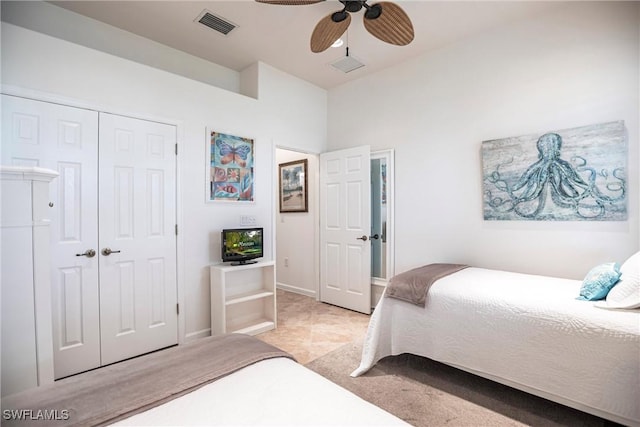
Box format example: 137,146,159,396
371,149,395,306
276,146,394,311
274,147,319,299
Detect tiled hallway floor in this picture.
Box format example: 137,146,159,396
256,289,370,364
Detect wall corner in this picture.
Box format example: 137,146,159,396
239,62,259,100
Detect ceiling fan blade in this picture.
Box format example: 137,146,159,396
363,2,414,46
255,0,324,4
310,12,351,53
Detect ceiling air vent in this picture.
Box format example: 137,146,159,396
330,54,365,73
196,10,237,35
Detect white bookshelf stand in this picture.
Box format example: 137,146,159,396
210,260,276,336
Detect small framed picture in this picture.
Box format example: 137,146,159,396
279,159,308,213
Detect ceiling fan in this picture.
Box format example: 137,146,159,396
255,0,414,53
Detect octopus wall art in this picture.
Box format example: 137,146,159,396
482,121,627,221
209,131,254,202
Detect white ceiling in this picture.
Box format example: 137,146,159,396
49,1,566,89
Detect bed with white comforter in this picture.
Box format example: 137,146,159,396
3,333,408,426
352,267,640,426
116,356,407,426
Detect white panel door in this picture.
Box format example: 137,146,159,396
1,94,102,379
98,113,178,365
320,146,371,314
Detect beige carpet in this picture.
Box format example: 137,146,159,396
305,339,621,427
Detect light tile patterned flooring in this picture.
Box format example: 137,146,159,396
256,289,371,364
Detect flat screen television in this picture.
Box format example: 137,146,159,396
221,227,263,265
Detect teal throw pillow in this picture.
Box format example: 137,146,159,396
577,262,621,301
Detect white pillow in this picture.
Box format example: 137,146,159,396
598,251,640,309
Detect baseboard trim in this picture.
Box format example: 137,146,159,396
185,328,211,342
276,282,316,298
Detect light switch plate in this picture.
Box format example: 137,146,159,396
240,215,256,226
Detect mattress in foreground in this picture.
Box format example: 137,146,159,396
115,357,408,426
352,267,640,426
3,333,407,426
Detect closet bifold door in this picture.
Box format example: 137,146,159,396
98,113,178,365
1,95,102,379
2,96,179,380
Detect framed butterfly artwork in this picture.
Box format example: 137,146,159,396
208,130,254,202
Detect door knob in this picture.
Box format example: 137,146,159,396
370,234,379,240
356,235,368,241
102,248,121,256
76,249,96,258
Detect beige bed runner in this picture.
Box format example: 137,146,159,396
1,334,294,427
386,263,469,307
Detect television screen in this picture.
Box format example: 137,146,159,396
221,228,263,265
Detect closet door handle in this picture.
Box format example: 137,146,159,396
356,235,368,241
102,248,121,256
370,234,379,240
76,249,96,258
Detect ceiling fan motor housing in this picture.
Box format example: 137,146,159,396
336,1,382,21
343,1,364,13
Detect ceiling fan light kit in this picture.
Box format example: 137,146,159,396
256,0,414,53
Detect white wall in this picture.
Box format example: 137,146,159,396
275,149,318,297
260,64,325,298
328,2,640,279
1,22,327,340
257,63,327,154
1,1,241,94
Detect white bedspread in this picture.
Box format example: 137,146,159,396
115,356,408,426
352,267,640,426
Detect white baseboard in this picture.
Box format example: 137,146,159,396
277,282,384,306
276,282,316,298
185,328,211,342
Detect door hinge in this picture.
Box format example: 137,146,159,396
175,224,178,235
175,143,178,155
176,303,179,315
